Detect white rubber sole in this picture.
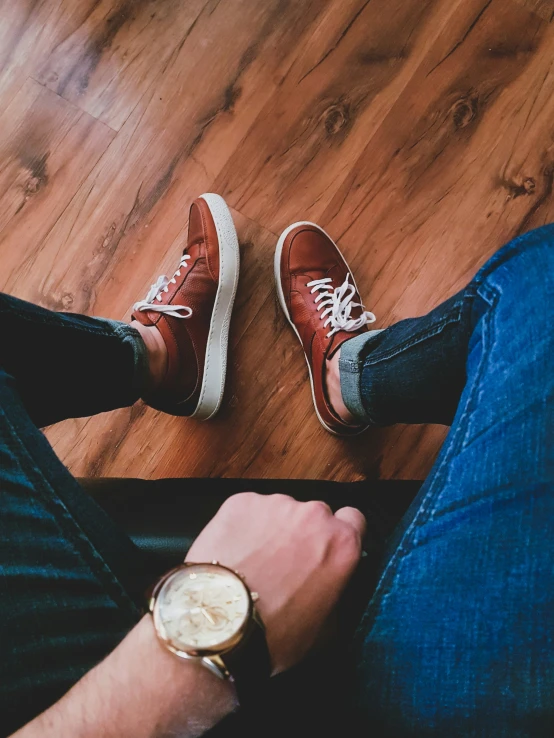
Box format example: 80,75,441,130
274,221,367,436
188,193,240,420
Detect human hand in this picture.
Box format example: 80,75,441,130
186,493,366,674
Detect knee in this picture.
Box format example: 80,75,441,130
478,225,554,316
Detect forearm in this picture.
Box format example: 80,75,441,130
11,616,237,738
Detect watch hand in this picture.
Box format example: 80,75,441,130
201,607,216,625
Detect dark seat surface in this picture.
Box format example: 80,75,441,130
80,476,422,569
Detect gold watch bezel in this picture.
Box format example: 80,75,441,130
149,561,255,664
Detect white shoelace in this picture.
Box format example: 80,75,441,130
308,274,376,338
133,255,193,319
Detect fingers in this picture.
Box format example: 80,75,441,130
334,506,366,538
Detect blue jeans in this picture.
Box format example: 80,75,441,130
0,227,552,737
344,227,554,736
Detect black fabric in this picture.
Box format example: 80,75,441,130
81,477,423,574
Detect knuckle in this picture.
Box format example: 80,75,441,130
221,491,259,509
334,524,362,562
304,500,333,518
268,493,296,505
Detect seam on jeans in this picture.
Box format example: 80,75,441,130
354,291,497,634
339,331,385,374
362,302,465,368
339,333,382,422
453,283,499,457
425,286,499,521
340,360,363,372
361,401,380,428
110,323,140,341
120,325,150,393
341,362,380,426
0,404,140,620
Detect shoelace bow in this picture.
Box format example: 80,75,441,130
133,254,193,319
308,274,376,338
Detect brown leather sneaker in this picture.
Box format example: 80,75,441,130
132,193,239,419
275,222,375,435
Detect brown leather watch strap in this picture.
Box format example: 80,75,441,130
221,612,271,707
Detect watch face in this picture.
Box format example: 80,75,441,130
153,563,251,654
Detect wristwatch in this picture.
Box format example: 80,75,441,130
149,560,271,705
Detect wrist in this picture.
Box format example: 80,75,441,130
11,615,238,738
128,615,238,736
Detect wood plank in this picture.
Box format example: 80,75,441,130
514,0,554,20
0,78,115,296
0,1,102,107
34,0,207,130
215,0,461,235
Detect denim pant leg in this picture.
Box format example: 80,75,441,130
343,226,554,736
0,296,155,736
0,293,149,427
339,292,474,426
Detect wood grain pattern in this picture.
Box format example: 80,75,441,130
1,0,553,483
0,78,115,296
34,0,208,130
0,1,106,106
514,0,554,21
216,0,448,231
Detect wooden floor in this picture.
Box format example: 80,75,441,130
1,0,553,482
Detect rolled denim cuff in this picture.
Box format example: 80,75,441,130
338,330,384,422
93,319,149,394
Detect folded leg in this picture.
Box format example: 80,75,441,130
346,227,554,736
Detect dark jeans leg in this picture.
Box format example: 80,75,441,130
0,296,153,736
339,288,474,427
0,293,148,427
342,227,554,736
